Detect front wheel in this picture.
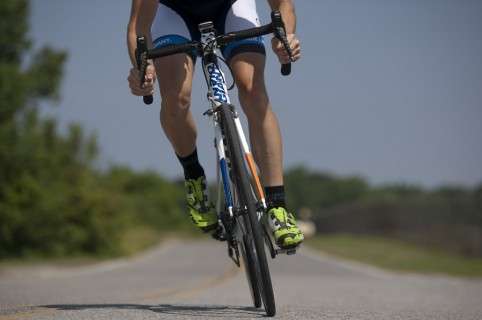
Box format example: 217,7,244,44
240,234,262,308
220,104,276,316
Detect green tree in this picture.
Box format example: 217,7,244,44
0,0,119,258
0,0,67,180
0,0,187,259
285,166,368,211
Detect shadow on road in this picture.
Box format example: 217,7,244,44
43,303,264,318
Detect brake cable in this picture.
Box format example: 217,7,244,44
218,55,235,91
205,37,236,91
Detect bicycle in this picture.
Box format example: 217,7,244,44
135,10,296,317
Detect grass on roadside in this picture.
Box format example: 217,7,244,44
118,226,163,256
0,225,206,269
118,225,207,256
306,234,482,277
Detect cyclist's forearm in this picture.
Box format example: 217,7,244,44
127,25,152,67
127,0,142,67
127,0,157,68
267,0,296,34
127,25,138,67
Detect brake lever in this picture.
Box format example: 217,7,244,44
136,36,153,105
271,11,293,76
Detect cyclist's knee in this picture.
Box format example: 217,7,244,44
237,81,270,120
155,54,194,118
161,91,192,117
231,54,269,116
238,80,267,101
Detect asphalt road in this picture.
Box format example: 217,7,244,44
1,239,481,319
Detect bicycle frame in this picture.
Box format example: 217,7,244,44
198,22,267,220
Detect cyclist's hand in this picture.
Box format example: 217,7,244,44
271,33,301,64
128,63,156,96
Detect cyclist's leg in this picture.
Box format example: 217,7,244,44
223,0,303,247
156,56,196,157
231,54,283,187
150,3,197,157
231,55,303,247
151,3,217,231
222,0,282,187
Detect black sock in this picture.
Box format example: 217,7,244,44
177,148,205,180
265,185,286,210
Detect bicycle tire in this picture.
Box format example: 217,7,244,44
240,234,262,308
219,104,276,316
220,108,262,309
224,139,262,309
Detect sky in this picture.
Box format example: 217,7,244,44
30,0,482,187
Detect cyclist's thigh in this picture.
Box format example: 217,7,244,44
222,0,266,65
230,54,269,122
151,2,195,101
230,52,266,93
223,0,267,96
154,55,194,103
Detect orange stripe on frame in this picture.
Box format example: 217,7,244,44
245,153,265,201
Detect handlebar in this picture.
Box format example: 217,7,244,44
147,42,200,60
136,10,294,106
135,36,153,105
271,10,293,76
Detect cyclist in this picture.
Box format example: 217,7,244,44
127,0,303,249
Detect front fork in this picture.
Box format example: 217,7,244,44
211,105,266,217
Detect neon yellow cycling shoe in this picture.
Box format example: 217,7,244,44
266,207,304,249
185,176,218,232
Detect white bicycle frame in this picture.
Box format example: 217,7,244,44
199,23,267,221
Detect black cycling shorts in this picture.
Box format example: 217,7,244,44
151,0,266,62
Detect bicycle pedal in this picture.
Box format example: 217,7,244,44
211,225,227,241
275,247,297,256
286,248,297,255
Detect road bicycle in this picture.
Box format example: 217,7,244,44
136,10,296,317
